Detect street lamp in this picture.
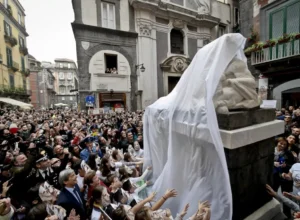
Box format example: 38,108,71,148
135,64,145,73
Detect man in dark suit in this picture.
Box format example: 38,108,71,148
26,152,60,189
56,169,86,219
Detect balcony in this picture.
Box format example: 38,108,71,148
251,39,300,66
0,84,31,96
21,68,30,77
4,35,17,47
7,5,12,16
19,46,28,56
46,81,54,90
8,61,19,72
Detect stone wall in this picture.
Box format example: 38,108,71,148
72,23,138,110
225,137,274,220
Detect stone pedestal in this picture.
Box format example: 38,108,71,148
218,109,284,220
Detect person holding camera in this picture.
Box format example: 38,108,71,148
80,137,103,162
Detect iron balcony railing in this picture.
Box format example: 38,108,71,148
0,84,31,96
251,39,300,65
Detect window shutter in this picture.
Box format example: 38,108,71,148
286,2,300,34
6,48,12,67
9,75,14,88
21,57,25,71
102,3,108,28
9,24,11,37
108,4,115,29
270,9,284,38
3,21,7,36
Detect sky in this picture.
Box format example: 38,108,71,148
21,0,76,63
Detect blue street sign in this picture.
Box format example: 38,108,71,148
85,95,95,104
85,95,95,107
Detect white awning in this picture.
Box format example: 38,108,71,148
0,97,33,108
54,103,67,106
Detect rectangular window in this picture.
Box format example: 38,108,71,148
59,86,66,94
104,54,118,73
70,97,73,101
19,36,24,47
234,7,240,26
67,72,72,80
9,74,14,88
62,97,65,101
21,57,25,72
23,79,26,90
4,21,11,36
6,47,12,68
269,1,300,38
18,13,22,24
4,0,8,8
68,63,71,69
101,2,116,29
59,63,63,68
59,72,65,79
218,26,226,37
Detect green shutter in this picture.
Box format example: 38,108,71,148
6,48,12,67
23,79,26,90
286,2,300,33
21,57,25,72
270,9,284,39
9,75,14,88
3,21,8,36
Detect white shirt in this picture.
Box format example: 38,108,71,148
91,208,102,220
38,168,50,179
77,175,84,189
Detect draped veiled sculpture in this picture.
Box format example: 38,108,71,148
213,58,261,114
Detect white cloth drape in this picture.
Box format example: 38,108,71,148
143,34,247,220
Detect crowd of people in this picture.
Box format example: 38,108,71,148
0,108,211,220
105,68,118,74
269,106,300,219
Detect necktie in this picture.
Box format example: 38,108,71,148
43,170,49,179
73,189,82,205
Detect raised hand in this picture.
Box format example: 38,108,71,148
179,203,189,218
266,184,277,197
67,209,80,220
164,189,178,199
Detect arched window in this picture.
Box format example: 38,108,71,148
59,86,66,94
170,29,184,54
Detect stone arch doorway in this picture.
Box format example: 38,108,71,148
273,79,300,108
160,56,191,96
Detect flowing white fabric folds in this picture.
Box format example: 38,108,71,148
143,34,247,220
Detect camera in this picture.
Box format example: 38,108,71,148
33,135,46,146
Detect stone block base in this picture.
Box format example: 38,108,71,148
217,108,275,130
244,199,285,220
221,120,284,220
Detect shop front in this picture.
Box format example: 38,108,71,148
98,92,126,111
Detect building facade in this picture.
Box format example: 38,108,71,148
28,56,56,109
241,0,300,109
72,0,238,110
54,58,79,108
0,0,30,103
28,54,41,109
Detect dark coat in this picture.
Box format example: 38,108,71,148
56,184,86,220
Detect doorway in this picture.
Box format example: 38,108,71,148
282,90,300,108
168,76,180,93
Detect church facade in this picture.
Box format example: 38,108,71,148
72,0,238,110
